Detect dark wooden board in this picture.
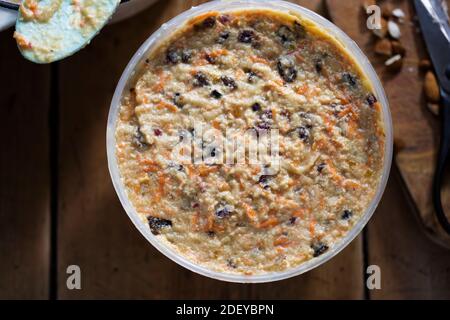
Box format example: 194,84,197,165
56,0,364,299
327,0,450,299
6,0,450,300
368,170,450,299
0,29,50,299
327,0,450,246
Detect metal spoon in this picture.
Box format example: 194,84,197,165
0,0,129,10
6,0,127,63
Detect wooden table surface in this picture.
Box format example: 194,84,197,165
1,0,450,300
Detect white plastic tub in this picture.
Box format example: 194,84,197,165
107,0,393,283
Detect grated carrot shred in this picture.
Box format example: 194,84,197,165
258,216,278,229
156,101,178,112
243,203,257,221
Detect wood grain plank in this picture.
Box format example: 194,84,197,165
249,238,364,299
0,29,51,299
57,0,363,299
388,0,450,248
368,170,450,299
326,0,450,299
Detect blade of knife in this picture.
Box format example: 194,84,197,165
414,0,450,93
0,0,19,10
0,0,130,10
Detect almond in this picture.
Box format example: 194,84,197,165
374,38,392,56
388,20,401,39
392,8,405,20
391,40,406,56
424,71,440,103
419,59,431,72
385,54,403,72
427,103,440,116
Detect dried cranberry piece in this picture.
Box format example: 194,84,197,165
227,259,237,268
147,216,172,235
215,208,229,218
366,93,377,107
218,14,231,24
251,103,261,112
297,126,310,141
317,162,326,173
193,72,210,87
293,21,307,38
256,110,273,131
258,175,272,189
181,50,192,63
341,210,353,220
246,70,258,83
256,122,271,130
215,204,233,219
314,58,323,73
134,127,148,149
166,49,181,64
221,76,237,90
276,25,296,46
238,29,254,43
311,241,329,257
277,56,297,83
154,128,162,136
201,16,216,28
210,90,222,99
217,31,230,44
342,72,358,87
299,111,310,119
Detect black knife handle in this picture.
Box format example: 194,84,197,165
433,88,450,235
